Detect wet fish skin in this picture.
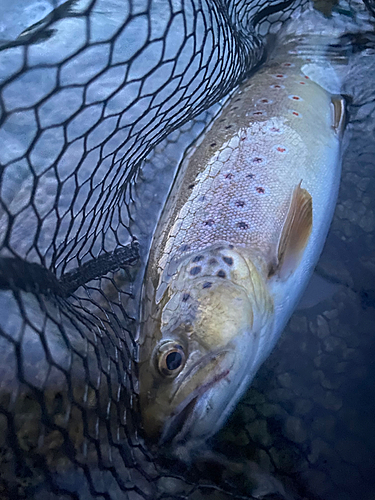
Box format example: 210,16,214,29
138,31,345,454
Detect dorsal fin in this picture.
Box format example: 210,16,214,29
273,182,313,280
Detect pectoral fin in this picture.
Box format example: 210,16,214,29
273,182,313,280
331,96,346,137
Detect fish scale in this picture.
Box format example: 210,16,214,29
156,54,336,277
138,31,346,455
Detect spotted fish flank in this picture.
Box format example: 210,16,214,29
138,27,346,454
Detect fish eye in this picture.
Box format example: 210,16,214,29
157,343,186,377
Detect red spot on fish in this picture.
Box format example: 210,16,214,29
236,221,249,229
276,74,285,78
225,173,234,179
204,219,215,226
283,62,292,67
256,187,265,194
292,96,300,100
240,136,247,141
270,127,280,133
260,99,269,103
252,157,263,163
292,111,299,116
253,111,263,116
305,75,310,79
277,146,286,153
299,81,306,85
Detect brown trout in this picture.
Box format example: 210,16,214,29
137,18,346,454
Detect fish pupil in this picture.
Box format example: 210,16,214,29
166,351,182,371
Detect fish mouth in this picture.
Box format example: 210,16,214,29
159,350,234,446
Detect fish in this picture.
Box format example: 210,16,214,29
137,18,347,457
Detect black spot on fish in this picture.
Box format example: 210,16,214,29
209,258,217,265
225,173,234,179
202,282,212,289
179,244,190,252
182,293,190,302
188,183,195,189
228,244,234,249
204,219,215,226
236,221,249,230
210,142,217,147
223,256,233,266
192,255,204,263
235,200,245,207
225,124,232,129
217,270,226,278
256,187,265,194
190,266,202,276
246,173,255,179
252,157,263,163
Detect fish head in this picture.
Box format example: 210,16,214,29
138,246,273,448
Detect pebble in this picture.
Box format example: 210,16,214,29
283,416,307,444
294,398,313,415
323,308,338,320
277,372,292,388
240,405,256,422
316,315,330,339
268,446,299,472
246,419,273,448
359,211,375,232
289,315,308,334
256,403,286,419
318,390,343,412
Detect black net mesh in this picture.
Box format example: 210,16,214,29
0,0,374,499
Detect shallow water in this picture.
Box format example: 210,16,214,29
0,0,374,499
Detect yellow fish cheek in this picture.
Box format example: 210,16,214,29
192,283,254,348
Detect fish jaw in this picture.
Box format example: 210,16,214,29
157,348,235,445
138,329,239,444
138,246,274,446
